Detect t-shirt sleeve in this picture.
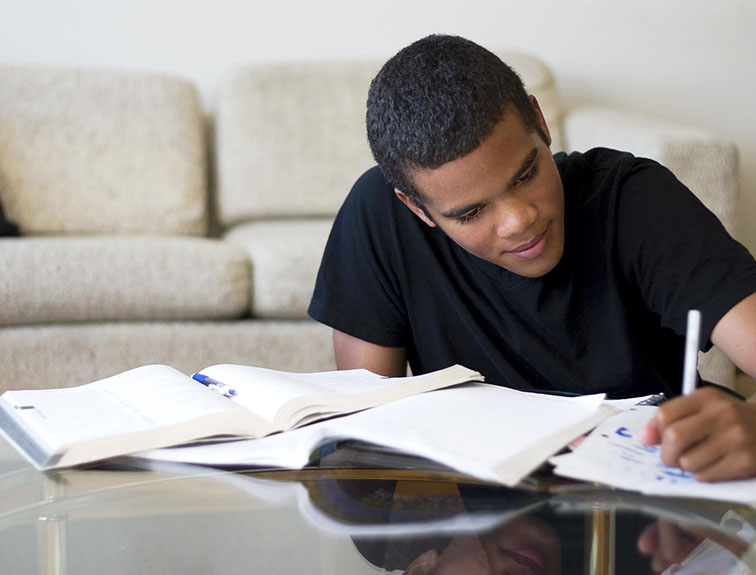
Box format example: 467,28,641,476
615,160,756,347
308,167,409,347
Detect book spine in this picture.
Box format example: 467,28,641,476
0,402,56,469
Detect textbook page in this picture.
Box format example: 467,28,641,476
135,383,611,486
199,365,384,423
549,406,756,505
200,364,480,429
1,365,244,448
0,365,257,469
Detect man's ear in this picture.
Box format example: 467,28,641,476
404,549,438,575
394,189,436,228
529,95,552,147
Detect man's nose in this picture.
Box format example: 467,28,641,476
495,197,538,239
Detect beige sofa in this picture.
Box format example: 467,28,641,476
0,54,740,392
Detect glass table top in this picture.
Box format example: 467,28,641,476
0,437,753,574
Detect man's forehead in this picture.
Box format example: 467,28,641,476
408,111,539,193
436,147,539,217
410,147,541,214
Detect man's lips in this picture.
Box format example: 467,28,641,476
505,226,549,259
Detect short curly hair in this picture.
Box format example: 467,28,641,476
366,35,544,204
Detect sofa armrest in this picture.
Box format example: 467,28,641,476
563,106,739,237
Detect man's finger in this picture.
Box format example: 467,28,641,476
641,418,662,446
676,424,732,473
655,387,723,428
692,445,756,482
658,405,722,467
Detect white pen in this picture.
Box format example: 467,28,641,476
682,309,701,396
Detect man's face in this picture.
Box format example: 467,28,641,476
404,514,562,575
396,99,565,279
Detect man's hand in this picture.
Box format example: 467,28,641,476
642,386,756,481
637,520,703,573
638,518,749,573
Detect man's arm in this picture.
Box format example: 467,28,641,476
333,329,408,377
710,291,756,379
643,292,756,481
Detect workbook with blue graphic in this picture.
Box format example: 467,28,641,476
549,406,756,505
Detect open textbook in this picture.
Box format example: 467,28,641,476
550,406,756,505
0,363,481,470
133,384,614,487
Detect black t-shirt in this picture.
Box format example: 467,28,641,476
309,149,756,398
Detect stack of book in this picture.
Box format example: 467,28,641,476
2,362,754,504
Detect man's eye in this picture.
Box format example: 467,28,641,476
456,207,483,224
515,165,538,187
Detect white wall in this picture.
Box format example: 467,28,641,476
2,0,755,250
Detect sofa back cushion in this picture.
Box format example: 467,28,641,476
215,61,379,226
0,66,207,235
215,52,563,226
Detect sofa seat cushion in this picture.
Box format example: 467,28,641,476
0,236,249,325
0,320,334,391
223,219,333,318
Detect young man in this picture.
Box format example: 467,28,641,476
308,35,756,481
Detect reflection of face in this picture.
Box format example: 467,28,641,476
480,515,562,575
407,514,562,575
397,99,565,279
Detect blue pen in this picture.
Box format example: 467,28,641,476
193,373,237,398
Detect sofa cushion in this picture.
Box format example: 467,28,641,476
499,52,564,152
0,237,249,325
0,320,335,391
215,53,563,227
223,219,333,318
0,66,207,235
563,106,739,236
0,193,19,236
216,61,379,225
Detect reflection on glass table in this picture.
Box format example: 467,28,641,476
0,436,753,574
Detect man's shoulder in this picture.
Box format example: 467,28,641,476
555,147,660,177
554,148,659,171
557,147,674,207
354,164,391,188
341,165,410,224
349,165,394,202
